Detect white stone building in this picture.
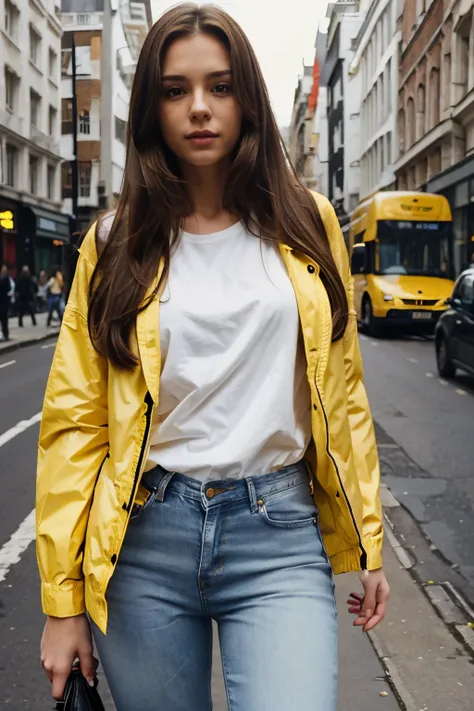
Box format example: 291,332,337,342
0,0,67,274
350,0,403,199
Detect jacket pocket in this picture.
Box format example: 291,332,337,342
257,482,318,529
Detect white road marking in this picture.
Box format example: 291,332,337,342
359,334,368,341
0,412,42,449
407,357,418,364
41,343,56,350
426,373,434,378
370,341,379,347
456,389,467,396
0,360,15,369
439,379,449,387
0,510,35,583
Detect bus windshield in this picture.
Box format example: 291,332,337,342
375,220,452,279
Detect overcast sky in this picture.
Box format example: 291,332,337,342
150,1,330,127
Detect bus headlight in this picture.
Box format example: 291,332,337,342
383,294,394,301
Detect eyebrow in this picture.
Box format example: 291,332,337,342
161,69,232,82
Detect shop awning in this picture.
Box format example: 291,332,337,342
28,206,70,242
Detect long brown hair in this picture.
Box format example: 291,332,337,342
88,3,348,369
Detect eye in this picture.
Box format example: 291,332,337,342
165,87,185,99
212,83,232,95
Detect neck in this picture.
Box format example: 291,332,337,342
183,163,228,222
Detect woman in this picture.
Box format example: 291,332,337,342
46,267,64,327
37,5,389,710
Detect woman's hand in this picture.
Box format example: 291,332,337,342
41,614,99,700
347,568,390,632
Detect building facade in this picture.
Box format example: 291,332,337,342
395,0,474,272
320,1,363,239
351,0,403,199
60,0,151,235
288,65,313,179
0,0,68,276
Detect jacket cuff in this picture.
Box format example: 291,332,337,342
41,580,86,618
363,534,384,571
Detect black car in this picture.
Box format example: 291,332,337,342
435,269,474,378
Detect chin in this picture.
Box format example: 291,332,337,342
182,151,229,168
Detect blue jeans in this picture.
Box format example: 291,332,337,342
92,461,338,711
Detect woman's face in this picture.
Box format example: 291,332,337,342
158,32,243,169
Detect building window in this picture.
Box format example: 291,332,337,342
416,84,425,140
443,53,452,109
61,99,73,134
5,144,18,187
5,0,19,41
386,131,392,164
47,165,56,200
29,155,39,195
49,106,57,136
79,164,91,197
49,48,57,80
61,163,73,199
407,98,415,147
115,115,127,144
79,111,91,135
5,66,18,112
398,108,406,153
30,89,41,128
29,26,41,66
380,137,385,174
429,68,440,129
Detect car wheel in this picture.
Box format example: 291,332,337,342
436,335,456,378
362,297,378,336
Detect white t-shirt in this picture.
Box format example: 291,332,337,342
146,220,312,481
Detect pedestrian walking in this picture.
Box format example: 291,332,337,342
46,267,64,327
15,265,37,328
0,264,12,341
36,269,48,313
37,5,389,710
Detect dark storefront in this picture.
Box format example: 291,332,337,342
0,198,22,276
21,206,70,278
427,156,474,275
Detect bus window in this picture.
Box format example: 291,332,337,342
351,246,366,274
375,220,453,279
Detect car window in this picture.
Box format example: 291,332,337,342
457,274,474,314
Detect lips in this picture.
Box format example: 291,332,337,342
185,131,218,139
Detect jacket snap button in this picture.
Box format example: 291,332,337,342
313,404,318,411
336,491,340,498
206,487,216,499
307,264,315,274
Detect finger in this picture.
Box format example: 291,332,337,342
349,592,364,601
78,648,98,685
52,670,70,700
364,600,387,632
361,584,376,620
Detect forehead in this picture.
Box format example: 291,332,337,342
162,33,230,76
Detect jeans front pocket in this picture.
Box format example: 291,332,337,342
257,481,319,529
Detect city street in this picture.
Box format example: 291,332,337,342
0,335,473,709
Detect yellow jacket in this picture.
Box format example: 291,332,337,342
36,193,383,634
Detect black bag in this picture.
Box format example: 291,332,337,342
54,668,105,711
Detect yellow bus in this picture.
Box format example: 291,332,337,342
348,191,454,334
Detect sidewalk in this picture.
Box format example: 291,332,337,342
0,312,60,354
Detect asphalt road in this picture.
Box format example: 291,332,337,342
360,331,474,586
1,332,473,708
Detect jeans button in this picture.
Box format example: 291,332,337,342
206,487,215,499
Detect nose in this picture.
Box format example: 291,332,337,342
189,88,212,121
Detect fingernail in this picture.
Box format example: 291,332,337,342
88,678,95,687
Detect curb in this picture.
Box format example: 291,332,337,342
381,484,474,659
0,331,59,356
